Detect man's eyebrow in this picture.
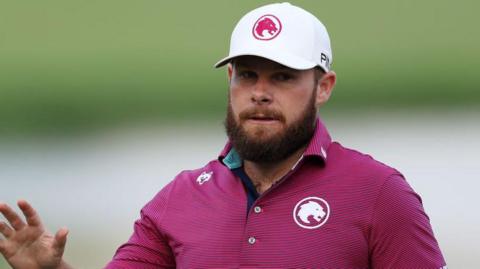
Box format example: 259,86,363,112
234,62,250,68
274,66,300,73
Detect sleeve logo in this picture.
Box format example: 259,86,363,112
196,171,213,185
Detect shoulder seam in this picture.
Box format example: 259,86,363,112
157,180,175,226
367,173,405,250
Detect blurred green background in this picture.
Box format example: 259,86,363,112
1,0,478,136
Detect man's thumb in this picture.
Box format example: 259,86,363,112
52,227,69,251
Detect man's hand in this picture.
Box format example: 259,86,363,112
0,200,70,269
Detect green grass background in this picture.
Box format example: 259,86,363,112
0,0,478,136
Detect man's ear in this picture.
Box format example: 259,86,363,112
227,63,233,83
315,71,337,107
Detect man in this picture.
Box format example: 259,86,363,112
0,3,446,268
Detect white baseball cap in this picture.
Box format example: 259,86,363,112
214,2,333,72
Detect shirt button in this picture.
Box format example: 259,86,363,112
248,236,256,245
254,206,262,213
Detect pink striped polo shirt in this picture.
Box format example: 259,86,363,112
105,118,446,268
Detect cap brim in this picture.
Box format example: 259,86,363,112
214,48,317,70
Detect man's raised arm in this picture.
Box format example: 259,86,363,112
0,200,73,269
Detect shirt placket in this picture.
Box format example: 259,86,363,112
238,156,306,267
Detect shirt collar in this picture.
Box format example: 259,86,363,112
218,117,332,168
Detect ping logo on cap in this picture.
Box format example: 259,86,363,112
252,14,282,40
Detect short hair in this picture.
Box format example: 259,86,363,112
314,66,325,82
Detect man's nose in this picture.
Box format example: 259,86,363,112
251,77,273,105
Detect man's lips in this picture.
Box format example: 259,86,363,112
239,109,286,124
250,115,276,121
245,114,280,123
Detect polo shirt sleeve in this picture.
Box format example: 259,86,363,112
369,174,446,268
104,184,176,269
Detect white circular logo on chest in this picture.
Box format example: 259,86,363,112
293,197,330,229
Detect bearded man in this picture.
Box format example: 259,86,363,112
0,3,446,268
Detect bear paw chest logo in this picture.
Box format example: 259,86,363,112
252,14,282,40
293,197,330,229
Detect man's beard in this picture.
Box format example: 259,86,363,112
224,89,317,164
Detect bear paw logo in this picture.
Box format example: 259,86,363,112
293,197,330,229
196,171,213,185
252,14,282,40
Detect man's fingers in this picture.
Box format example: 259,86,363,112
0,222,14,238
17,200,42,227
52,227,68,252
0,203,26,231
0,240,6,254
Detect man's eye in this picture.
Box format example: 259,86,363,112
239,71,256,79
274,73,294,81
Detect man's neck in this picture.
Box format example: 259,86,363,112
244,146,306,194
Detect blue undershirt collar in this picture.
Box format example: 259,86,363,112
222,148,259,214
222,147,242,169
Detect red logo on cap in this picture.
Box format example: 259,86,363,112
252,14,282,41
